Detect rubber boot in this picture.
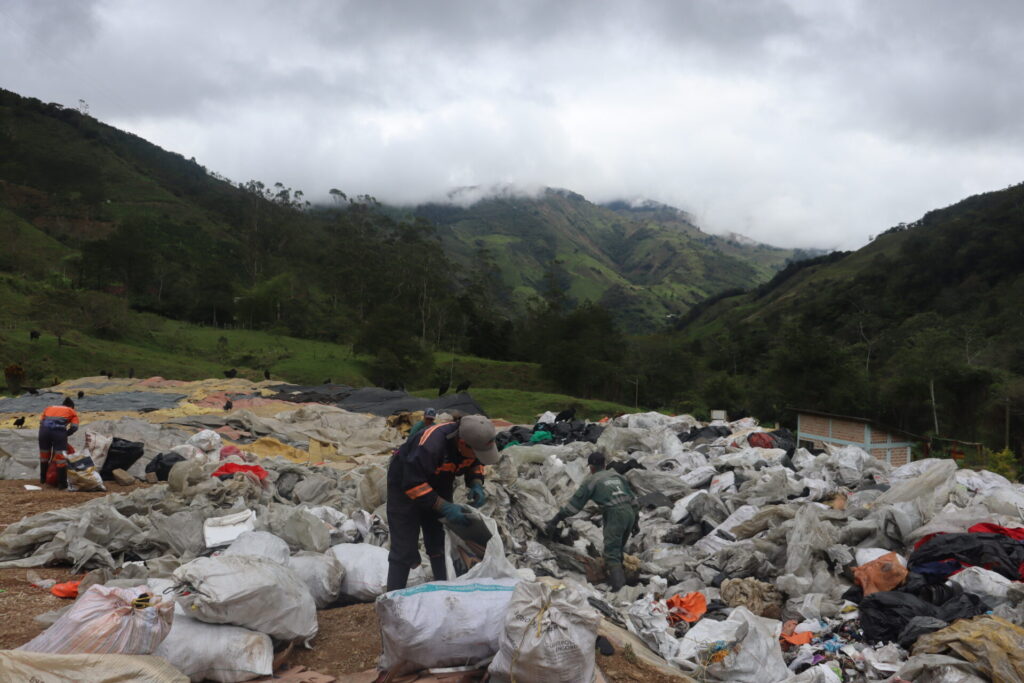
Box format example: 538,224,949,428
386,562,410,592
607,563,626,592
429,554,448,582
39,461,48,485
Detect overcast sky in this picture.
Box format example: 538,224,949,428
3,0,1024,249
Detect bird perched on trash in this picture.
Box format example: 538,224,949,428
437,382,449,397
455,380,471,393
323,378,332,385
13,416,25,427
76,390,84,399
263,369,271,380
27,388,38,395
224,399,233,411
223,368,237,379
555,407,576,423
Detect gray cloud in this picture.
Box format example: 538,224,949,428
2,0,1024,249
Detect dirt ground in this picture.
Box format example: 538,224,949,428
0,479,685,681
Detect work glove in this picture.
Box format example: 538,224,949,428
438,501,470,526
467,482,487,508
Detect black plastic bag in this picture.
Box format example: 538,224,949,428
100,437,145,480
144,452,186,481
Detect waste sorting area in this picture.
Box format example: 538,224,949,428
1,376,1024,681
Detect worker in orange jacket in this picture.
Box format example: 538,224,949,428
385,414,499,590
38,397,79,488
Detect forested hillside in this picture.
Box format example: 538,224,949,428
665,183,1024,450
411,190,811,331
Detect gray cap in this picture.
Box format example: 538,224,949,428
459,414,499,465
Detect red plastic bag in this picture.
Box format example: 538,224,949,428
51,581,81,599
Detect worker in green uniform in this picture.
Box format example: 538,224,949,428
408,407,436,439
545,451,639,591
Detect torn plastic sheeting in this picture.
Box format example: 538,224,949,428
693,505,759,554
913,615,1024,683
264,505,332,553
670,490,707,524
203,510,257,548
947,566,1024,607
895,653,988,683
672,606,788,683
0,651,189,683
626,598,679,661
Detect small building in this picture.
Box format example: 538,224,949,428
795,409,919,466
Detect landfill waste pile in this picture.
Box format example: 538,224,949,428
2,378,1024,681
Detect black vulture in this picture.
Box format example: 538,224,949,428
77,390,84,399
13,416,25,427
27,388,38,395
323,378,332,384
224,368,238,379
29,330,40,341
263,369,271,380
224,399,233,411
128,367,135,379
437,382,449,396
455,380,471,393
554,407,576,422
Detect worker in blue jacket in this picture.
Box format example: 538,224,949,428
386,414,499,591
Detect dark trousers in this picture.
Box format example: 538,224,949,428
38,422,69,487
387,490,446,568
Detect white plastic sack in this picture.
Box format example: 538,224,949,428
173,556,317,643
203,510,257,548
673,606,787,682
222,531,290,565
82,431,114,472
289,551,345,609
328,543,427,601
19,584,173,655
489,580,601,683
670,490,707,524
378,577,520,675
154,616,273,682
625,597,678,661
948,566,1021,607
186,429,222,454
709,470,735,494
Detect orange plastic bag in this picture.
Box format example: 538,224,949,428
51,581,80,599
666,592,707,624
853,552,908,596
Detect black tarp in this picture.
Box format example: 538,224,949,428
0,391,186,414
268,384,486,417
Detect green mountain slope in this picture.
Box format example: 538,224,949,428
673,182,1024,446
411,190,812,332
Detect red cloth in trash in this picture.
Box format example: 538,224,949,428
219,445,243,460
666,592,707,624
747,432,775,449
211,463,268,481
968,523,1024,541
